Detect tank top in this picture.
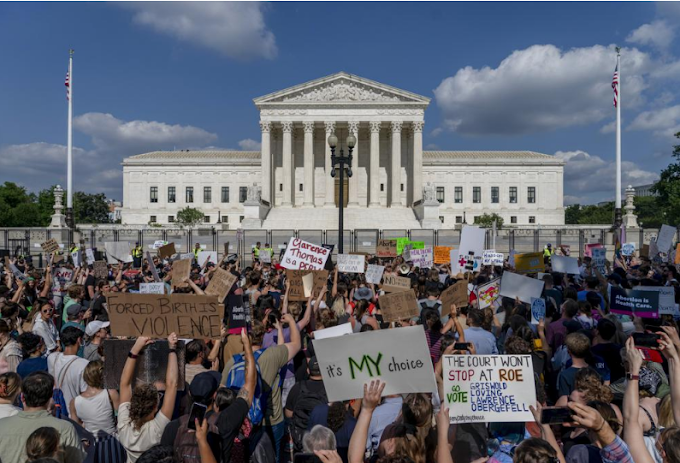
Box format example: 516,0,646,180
74,389,117,436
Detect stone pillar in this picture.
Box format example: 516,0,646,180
348,121,360,207
303,122,315,206
412,121,424,205
324,121,336,206
390,121,403,207
369,122,381,207
281,121,293,206
259,121,271,204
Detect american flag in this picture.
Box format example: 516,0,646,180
612,64,619,107
65,71,70,100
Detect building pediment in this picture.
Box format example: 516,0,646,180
254,72,430,107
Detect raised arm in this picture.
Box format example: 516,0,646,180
238,328,256,406
622,337,655,463
120,336,153,404
348,380,385,463
160,332,179,420
282,313,301,361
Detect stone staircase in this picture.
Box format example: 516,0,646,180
261,206,422,230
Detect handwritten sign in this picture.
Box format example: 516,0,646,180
379,289,419,322
365,265,385,285
513,252,543,273
443,355,536,423
205,268,238,302
338,254,365,273
499,272,545,304
171,259,192,288
93,261,108,280
482,250,504,266
622,243,636,257
410,247,434,268
551,255,580,275
441,280,468,312
530,298,546,324
41,239,60,254
106,293,221,339
476,279,500,309
434,246,452,264
381,274,411,293
287,270,329,301
610,287,660,319
314,325,436,402
158,243,176,260
281,237,330,270
376,239,397,258
140,283,165,294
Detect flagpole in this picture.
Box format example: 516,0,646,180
66,49,74,229
614,47,622,228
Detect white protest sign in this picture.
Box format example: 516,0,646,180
499,272,545,303
314,325,436,402
281,237,331,270
197,251,217,267
482,250,504,266
365,265,385,285
140,283,166,294
443,355,536,424
104,242,132,264
592,248,606,274
622,243,636,256
551,255,580,275
531,297,546,324
657,225,676,253
337,254,365,273
85,248,95,265
313,323,353,340
410,247,434,268
638,286,676,316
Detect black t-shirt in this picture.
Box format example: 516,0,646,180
592,342,625,382
217,397,250,463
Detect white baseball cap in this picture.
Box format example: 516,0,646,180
85,321,110,337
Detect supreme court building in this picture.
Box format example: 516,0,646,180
121,72,565,229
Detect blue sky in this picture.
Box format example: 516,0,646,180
2,1,680,205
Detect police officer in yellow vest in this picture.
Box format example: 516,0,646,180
253,242,261,261
194,243,202,261
543,243,554,264
132,242,143,268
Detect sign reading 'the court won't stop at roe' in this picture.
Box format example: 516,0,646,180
281,237,331,270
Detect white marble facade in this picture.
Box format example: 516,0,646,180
121,72,565,229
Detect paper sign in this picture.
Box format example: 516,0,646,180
376,239,397,258
476,279,500,309
443,355,536,424
314,325,436,402
287,270,329,301
638,286,676,316
93,261,108,280
381,274,411,293
592,248,606,274
171,259,192,288
140,283,165,294
531,298,546,324
434,246,452,264
104,242,132,264
551,255,580,275
657,225,676,253
379,289,419,322
106,293,221,339
610,287,660,319
513,252,544,274
41,239,60,254
482,250,504,266
158,243,176,260
313,323,353,340
365,265,385,285
441,280,468,312
622,243,636,257
281,237,331,270
302,272,314,298
338,254,365,273
205,268,238,302
198,251,217,267
499,272,545,303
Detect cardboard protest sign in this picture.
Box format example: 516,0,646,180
313,323,353,340
381,274,411,293
622,243,636,257
171,259,192,288
140,283,165,294
205,268,238,302
104,242,132,264
314,325,436,402
379,289,419,322
531,298,546,324
106,293,221,338
85,248,95,265
287,270,329,301
441,280,468,312
281,237,330,270
410,247,434,268
551,255,580,275
499,272,545,303
338,254,365,273
443,355,536,423
434,246,452,264
197,251,217,267
591,248,606,274
513,252,543,274
610,286,660,318
93,261,108,280
638,286,676,316
476,279,500,309
158,243,176,259
482,250,504,266
365,265,385,285
52,268,73,296
376,239,397,258
41,238,60,254
657,225,676,253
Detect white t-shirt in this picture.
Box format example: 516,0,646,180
117,402,171,463
47,353,88,407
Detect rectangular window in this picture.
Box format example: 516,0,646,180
529,216,536,224
491,186,499,204
186,187,194,203
436,187,445,203
203,216,210,223
168,186,176,203
150,187,158,203
149,215,157,223
528,187,536,204
239,187,247,203
511,216,517,224
168,215,175,223
456,216,463,224
221,187,229,203
473,187,481,203
454,187,463,203
509,187,517,204
203,187,211,203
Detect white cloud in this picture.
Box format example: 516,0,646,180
433,44,651,136
627,20,675,50
122,2,277,60
628,104,680,139
238,138,261,151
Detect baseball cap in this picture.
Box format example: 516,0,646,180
85,320,110,337
190,371,221,403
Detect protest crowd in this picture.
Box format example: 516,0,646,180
0,227,680,463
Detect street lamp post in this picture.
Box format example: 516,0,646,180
328,133,355,254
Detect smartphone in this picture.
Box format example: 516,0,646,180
454,342,471,351
188,402,208,431
294,453,322,463
633,332,661,349
541,407,574,425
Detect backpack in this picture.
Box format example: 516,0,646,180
174,413,219,463
226,349,267,426
290,381,328,452
52,357,78,419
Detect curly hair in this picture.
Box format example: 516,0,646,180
574,368,613,403
129,383,159,430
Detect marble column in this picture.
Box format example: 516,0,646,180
348,121,360,207
324,121,336,206
281,121,293,206
303,122,315,206
412,121,424,205
390,121,403,207
369,121,381,207
259,121,271,204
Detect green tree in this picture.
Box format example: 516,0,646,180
176,207,204,227
652,131,680,225
473,213,504,229
73,191,111,224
